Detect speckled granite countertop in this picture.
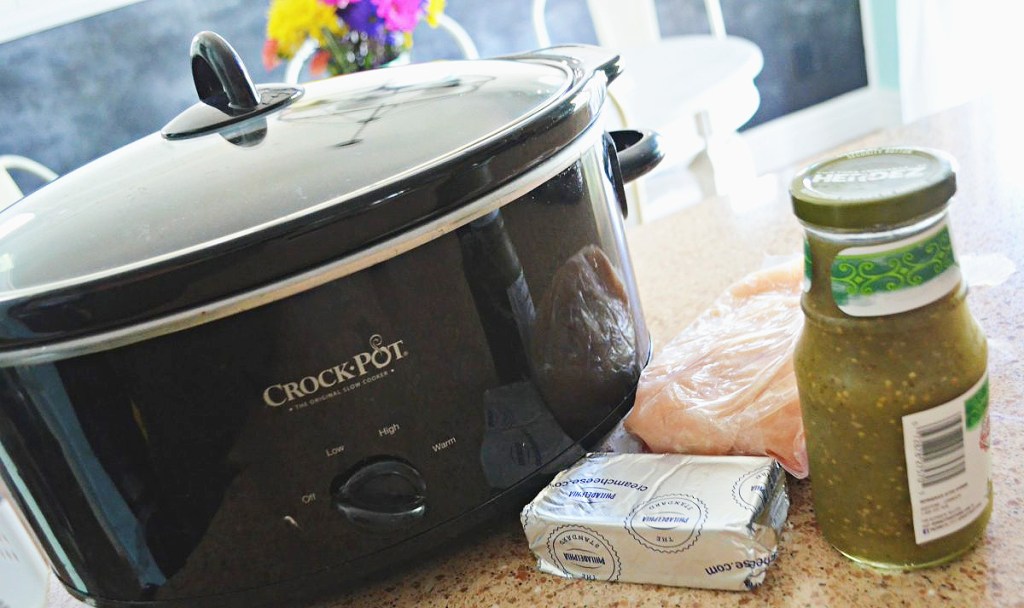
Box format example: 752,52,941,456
48,99,1024,607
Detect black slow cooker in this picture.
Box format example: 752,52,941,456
0,33,661,607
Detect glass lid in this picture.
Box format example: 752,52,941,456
0,62,569,295
0,34,620,350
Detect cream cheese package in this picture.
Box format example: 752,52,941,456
520,453,788,590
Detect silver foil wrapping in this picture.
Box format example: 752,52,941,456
520,453,788,590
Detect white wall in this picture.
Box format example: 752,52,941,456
896,0,1023,123
0,0,148,43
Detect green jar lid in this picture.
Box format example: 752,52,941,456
790,147,957,230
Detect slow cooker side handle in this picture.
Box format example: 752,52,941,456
609,129,664,184
505,45,623,85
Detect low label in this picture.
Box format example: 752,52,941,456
902,374,991,544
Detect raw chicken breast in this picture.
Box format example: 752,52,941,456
531,245,641,437
624,262,808,478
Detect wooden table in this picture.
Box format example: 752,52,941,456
47,97,1024,607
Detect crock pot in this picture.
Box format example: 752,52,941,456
0,32,661,607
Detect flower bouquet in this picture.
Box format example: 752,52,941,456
264,0,445,76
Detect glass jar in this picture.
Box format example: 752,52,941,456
790,147,992,569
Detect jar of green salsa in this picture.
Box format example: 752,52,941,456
790,147,991,569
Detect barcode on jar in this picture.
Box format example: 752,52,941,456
914,413,966,487
902,374,991,545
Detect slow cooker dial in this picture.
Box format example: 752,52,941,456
330,459,427,530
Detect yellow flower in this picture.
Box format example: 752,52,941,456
266,0,344,59
425,0,446,27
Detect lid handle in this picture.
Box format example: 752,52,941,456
164,32,302,141
190,31,259,111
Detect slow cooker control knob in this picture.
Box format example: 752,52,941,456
331,459,427,530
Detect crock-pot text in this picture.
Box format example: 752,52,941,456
262,335,407,407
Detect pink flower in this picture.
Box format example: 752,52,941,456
373,0,425,33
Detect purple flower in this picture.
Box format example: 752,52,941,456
327,0,428,36
340,0,385,37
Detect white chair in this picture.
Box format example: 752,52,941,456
534,0,763,217
285,14,480,84
0,497,49,608
0,154,58,209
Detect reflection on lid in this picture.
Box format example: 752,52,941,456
280,74,495,148
280,74,495,122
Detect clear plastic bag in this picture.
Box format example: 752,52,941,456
624,262,808,478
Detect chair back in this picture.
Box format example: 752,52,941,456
585,0,661,48
533,0,728,49
0,155,58,210
0,165,21,209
